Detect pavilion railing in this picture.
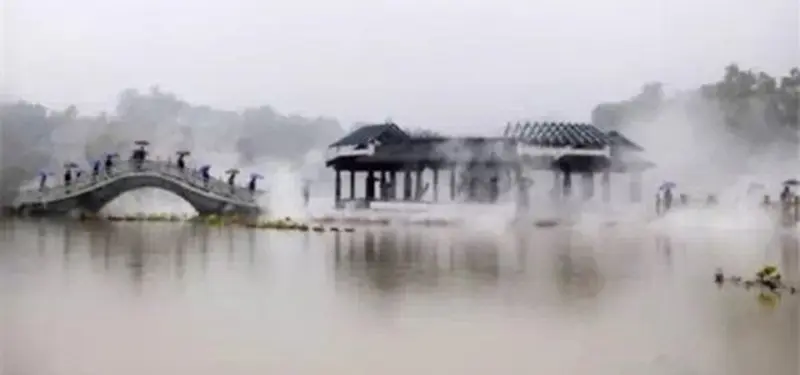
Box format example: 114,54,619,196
13,159,265,207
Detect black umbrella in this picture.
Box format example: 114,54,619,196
63,162,79,169
225,168,240,175
659,181,677,190
783,179,800,186
176,150,190,156
134,140,150,146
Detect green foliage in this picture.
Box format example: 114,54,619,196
592,64,800,147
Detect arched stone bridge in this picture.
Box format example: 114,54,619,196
11,160,265,217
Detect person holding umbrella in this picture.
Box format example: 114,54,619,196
38,171,51,191
225,169,239,193
248,173,263,194
302,180,311,207
104,153,118,175
132,140,149,170
658,182,676,214
198,165,211,187
781,179,798,203
63,162,78,191
176,150,190,172
91,160,101,181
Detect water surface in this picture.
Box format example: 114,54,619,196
0,219,797,374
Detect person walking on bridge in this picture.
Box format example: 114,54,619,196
63,169,72,192
92,160,101,182
104,154,114,175
38,172,48,192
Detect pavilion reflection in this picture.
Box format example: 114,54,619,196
332,228,614,303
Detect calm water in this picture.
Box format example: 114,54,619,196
0,219,798,375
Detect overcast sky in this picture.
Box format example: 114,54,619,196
2,0,798,132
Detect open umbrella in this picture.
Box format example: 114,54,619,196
104,152,119,158
250,173,264,180
225,168,240,175
199,165,211,171
783,178,800,186
176,150,190,156
134,140,150,147
63,162,79,169
659,182,677,190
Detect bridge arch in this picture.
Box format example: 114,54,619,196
14,162,262,217
76,173,254,215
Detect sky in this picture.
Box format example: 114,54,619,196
1,0,798,133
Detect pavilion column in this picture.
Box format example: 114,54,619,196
349,170,356,200
562,167,573,198
515,165,529,209
449,165,457,201
365,170,375,201
630,172,642,203
403,169,412,201
415,166,424,201
389,170,397,200
432,168,439,202
581,172,594,200
468,163,478,201
551,170,562,200
601,169,611,203
379,171,387,201
334,169,342,203
489,169,500,203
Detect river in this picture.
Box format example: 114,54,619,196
0,218,797,374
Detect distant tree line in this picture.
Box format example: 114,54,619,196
0,86,345,204
592,64,800,149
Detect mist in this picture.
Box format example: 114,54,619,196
2,0,798,227
2,65,799,227
0,86,344,218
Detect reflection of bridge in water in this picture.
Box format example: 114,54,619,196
11,159,265,216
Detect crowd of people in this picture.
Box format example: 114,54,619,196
35,146,263,198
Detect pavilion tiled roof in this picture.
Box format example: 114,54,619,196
504,122,609,149
329,123,410,148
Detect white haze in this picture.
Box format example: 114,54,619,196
2,0,797,235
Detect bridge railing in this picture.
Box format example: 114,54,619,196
14,159,264,206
